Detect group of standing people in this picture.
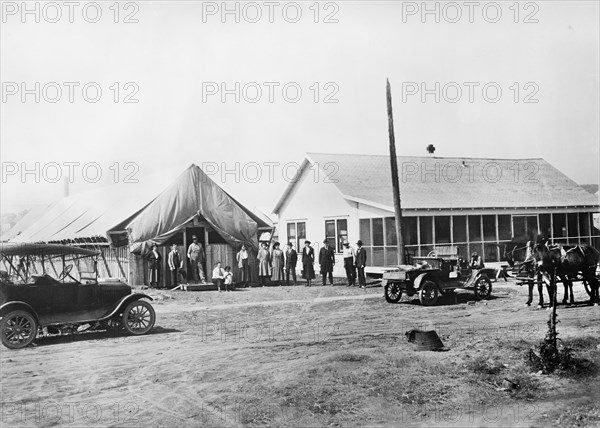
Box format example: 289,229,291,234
146,235,368,289
256,241,299,286
146,235,206,289
256,238,368,288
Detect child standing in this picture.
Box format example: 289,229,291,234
224,266,234,292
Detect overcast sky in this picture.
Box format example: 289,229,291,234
1,0,599,216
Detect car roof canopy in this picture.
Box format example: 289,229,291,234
0,243,99,257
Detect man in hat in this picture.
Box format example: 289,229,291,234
469,251,484,270
342,240,356,286
236,244,250,287
285,242,298,286
187,235,206,284
168,243,184,289
319,239,335,286
355,240,367,288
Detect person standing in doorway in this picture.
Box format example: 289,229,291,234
342,240,356,286
319,239,335,286
257,242,271,287
302,241,315,287
187,235,206,284
168,243,183,289
147,244,162,288
355,240,367,288
285,242,298,286
236,244,250,287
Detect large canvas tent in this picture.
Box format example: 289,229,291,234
108,164,271,253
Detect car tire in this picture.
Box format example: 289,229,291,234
474,275,492,300
419,280,439,306
1,310,38,349
384,282,403,303
122,300,155,335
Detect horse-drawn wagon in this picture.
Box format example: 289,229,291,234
382,246,495,306
504,240,600,307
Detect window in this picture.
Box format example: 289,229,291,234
552,213,566,238
468,215,481,241
579,213,590,237
372,218,384,246
385,217,397,246
420,217,433,245
287,221,306,251
359,219,371,245
325,220,335,243
434,216,451,244
404,217,418,245
498,215,512,240
567,213,578,239
324,218,348,252
539,214,551,240
453,216,467,243
483,215,496,241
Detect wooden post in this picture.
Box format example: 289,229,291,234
386,79,405,264
113,247,127,278
99,248,112,278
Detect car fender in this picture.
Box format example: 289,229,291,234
0,301,40,323
100,293,154,321
413,273,437,291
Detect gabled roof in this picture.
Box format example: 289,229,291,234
274,153,599,213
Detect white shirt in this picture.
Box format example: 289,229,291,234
342,246,355,259
212,266,224,279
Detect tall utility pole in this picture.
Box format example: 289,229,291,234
386,79,405,264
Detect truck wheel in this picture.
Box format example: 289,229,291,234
1,310,38,349
122,300,155,335
474,276,492,300
419,280,439,306
384,282,403,303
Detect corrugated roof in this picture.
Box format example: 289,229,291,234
280,153,598,211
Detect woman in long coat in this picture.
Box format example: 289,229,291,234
270,242,285,285
146,244,162,288
302,241,315,287
257,242,271,286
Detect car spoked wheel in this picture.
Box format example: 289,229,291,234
384,283,403,303
1,310,38,349
419,280,439,306
122,300,155,335
474,276,492,300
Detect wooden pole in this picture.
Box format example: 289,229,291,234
386,79,405,264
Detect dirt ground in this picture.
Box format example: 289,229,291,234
1,278,599,428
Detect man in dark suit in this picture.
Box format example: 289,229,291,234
319,239,335,286
355,240,367,288
285,242,298,286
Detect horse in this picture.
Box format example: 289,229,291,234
533,242,600,306
499,239,554,307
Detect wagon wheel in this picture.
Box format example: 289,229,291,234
419,280,439,306
122,300,155,335
384,282,403,303
474,275,492,300
1,310,38,349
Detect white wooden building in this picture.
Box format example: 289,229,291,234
273,153,600,277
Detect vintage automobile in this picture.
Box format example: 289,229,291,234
0,243,155,349
382,247,495,306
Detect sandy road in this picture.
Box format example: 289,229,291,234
1,280,599,427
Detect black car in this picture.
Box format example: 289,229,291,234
0,243,155,349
